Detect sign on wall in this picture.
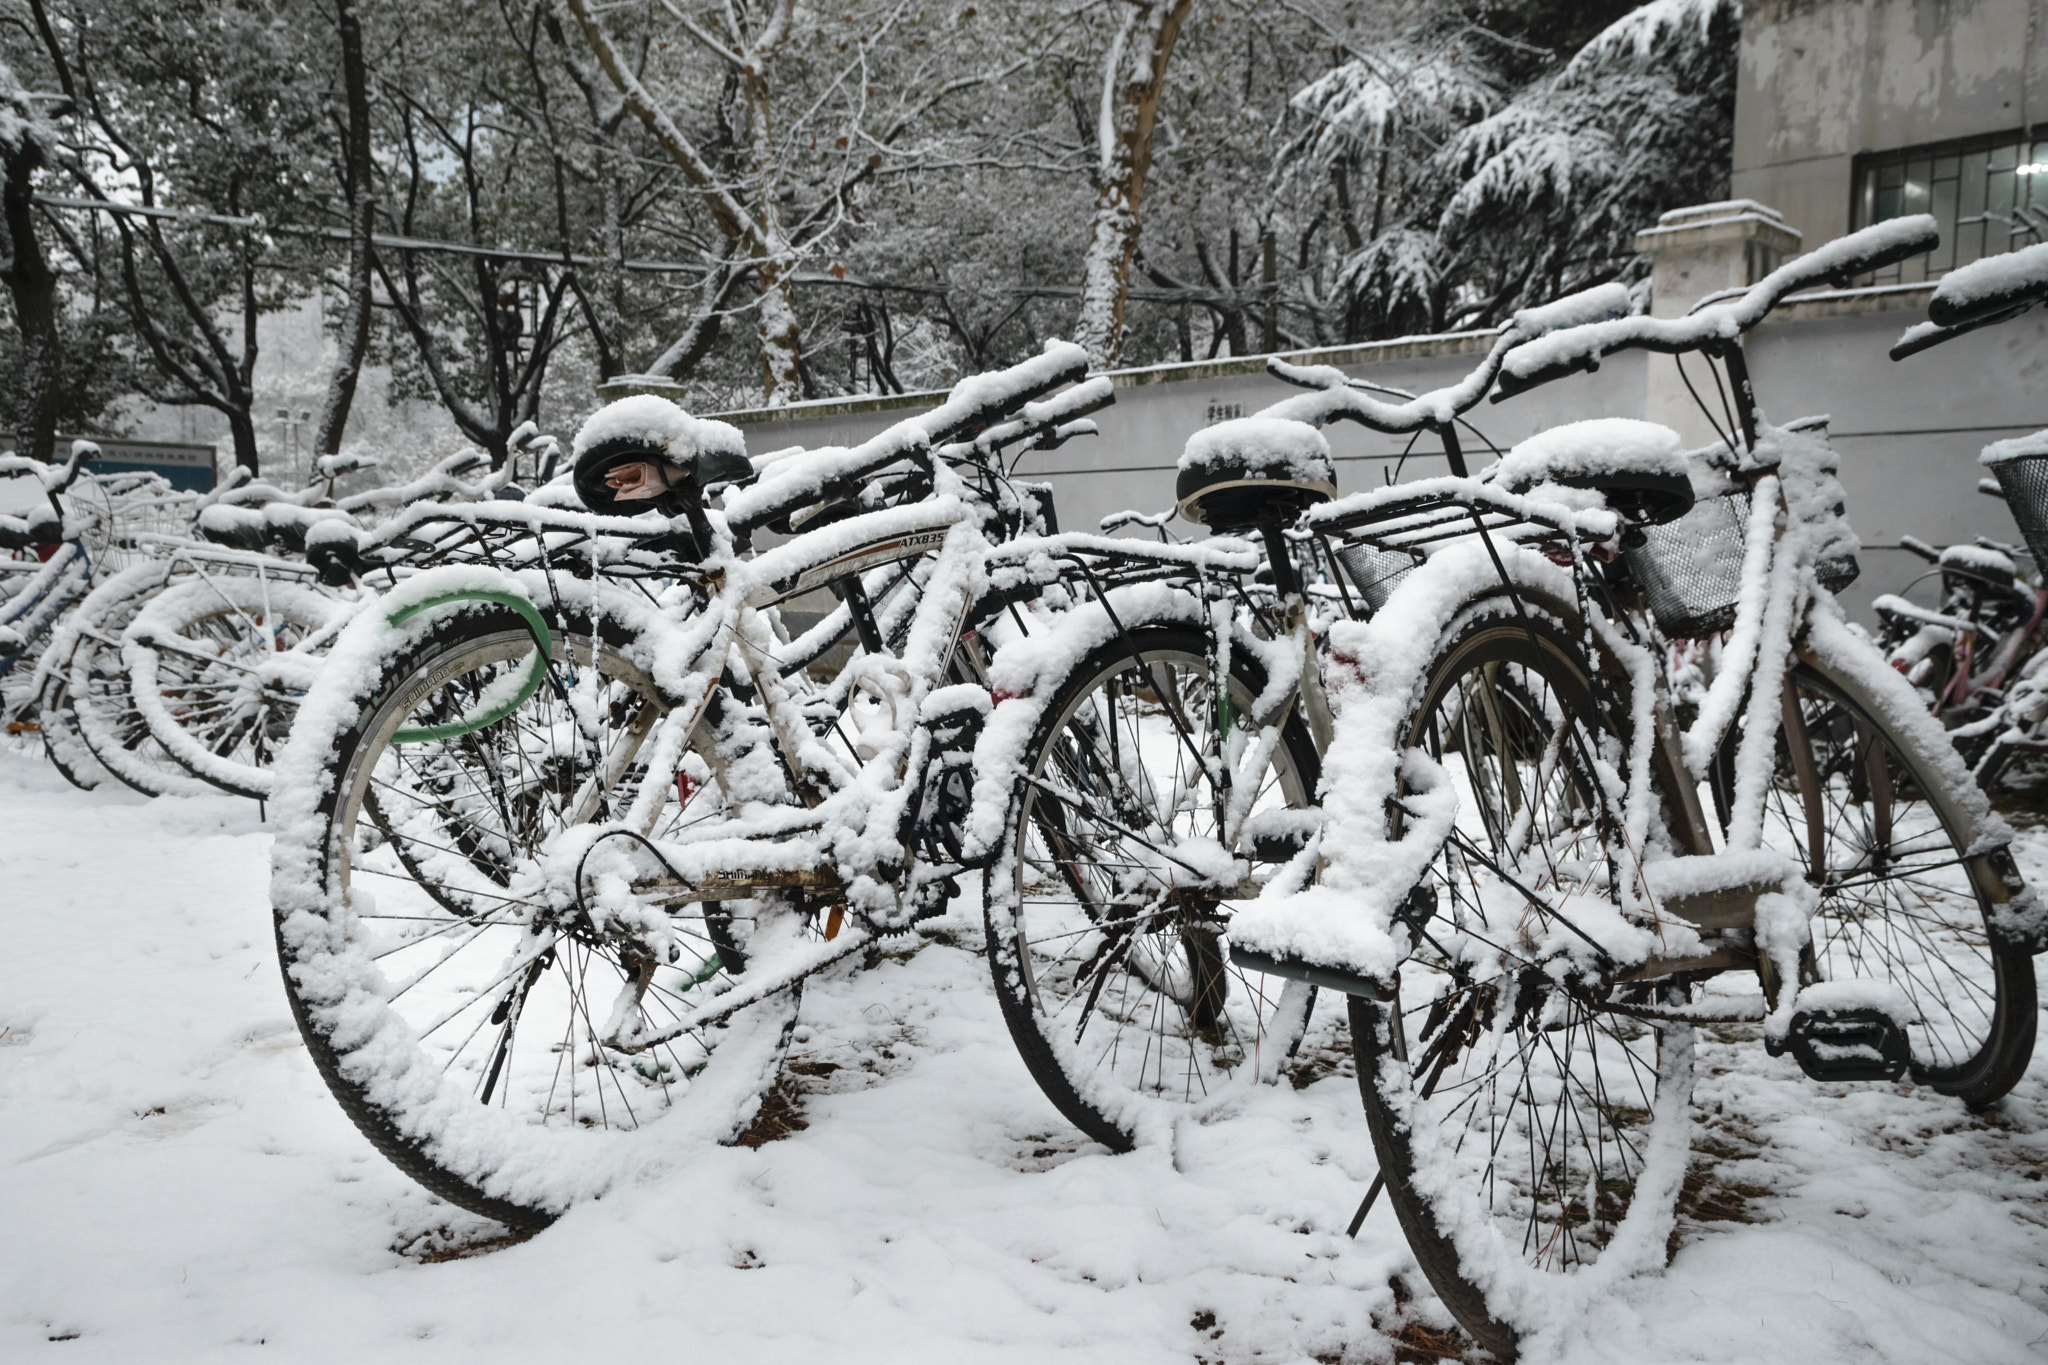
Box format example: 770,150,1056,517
0,435,217,493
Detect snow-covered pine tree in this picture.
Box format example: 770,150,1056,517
1286,0,1735,339
1433,0,1738,315
1285,28,1504,338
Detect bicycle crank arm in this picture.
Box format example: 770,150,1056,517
605,925,872,1053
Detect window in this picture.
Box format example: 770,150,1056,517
1851,126,2047,283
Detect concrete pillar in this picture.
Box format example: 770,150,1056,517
1633,201,1803,448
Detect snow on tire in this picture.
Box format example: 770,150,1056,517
270,568,799,1227
1346,594,1697,1359
123,576,354,800
974,584,1324,1151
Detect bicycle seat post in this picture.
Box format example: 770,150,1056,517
1258,517,1302,602
1438,421,1469,479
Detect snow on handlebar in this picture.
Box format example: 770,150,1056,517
722,339,1092,532
1892,239,2048,359
1496,215,1941,398
1929,240,2048,327
1255,282,1633,433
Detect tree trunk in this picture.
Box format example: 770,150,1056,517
755,252,802,404
744,67,802,405
1259,228,1277,353
226,404,260,475
1073,0,1192,369
2,142,62,463
315,0,375,459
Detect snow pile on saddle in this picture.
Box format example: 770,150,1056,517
1490,417,1684,492
573,394,747,468
1937,543,2018,579
1178,418,1335,486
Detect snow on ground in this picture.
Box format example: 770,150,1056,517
1,744,2044,1363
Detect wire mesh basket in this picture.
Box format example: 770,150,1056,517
1984,450,2048,573
1334,541,1421,615
1624,491,1858,638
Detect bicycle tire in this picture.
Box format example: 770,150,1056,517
36,675,107,791
1350,594,1696,1361
1734,649,2037,1105
983,615,1323,1152
125,576,346,800
272,590,800,1226
67,567,213,798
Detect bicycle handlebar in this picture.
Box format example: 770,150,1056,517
1890,239,2048,360
1928,240,2048,327
43,440,97,496
1257,282,1633,433
723,340,1091,532
1492,215,1941,400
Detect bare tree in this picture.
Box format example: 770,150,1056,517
1073,0,1191,368
563,0,1030,404
313,0,375,459
0,2,69,463
48,0,322,472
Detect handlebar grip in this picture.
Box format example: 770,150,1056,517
1889,302,2033,360
1803,216,1940,289
1898,534,1941,564
1928,240,2048,327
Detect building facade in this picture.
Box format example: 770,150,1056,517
1733,0,2046,278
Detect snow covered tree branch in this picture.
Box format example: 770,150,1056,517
1074,0,1192,368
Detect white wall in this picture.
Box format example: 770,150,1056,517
1732,0,2048,249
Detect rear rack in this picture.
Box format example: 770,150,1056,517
987,531,1264,597
350,502,697,581
1308,476,1620,556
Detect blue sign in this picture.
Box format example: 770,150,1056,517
1,434,217,492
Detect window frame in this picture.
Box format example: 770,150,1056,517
1850,125,2047,283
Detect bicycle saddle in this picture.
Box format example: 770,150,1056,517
1491,418,1694,526
1176,416,1336,532
572,394,754,517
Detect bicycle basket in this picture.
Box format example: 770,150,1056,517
1983,440,2048,571
1334,541,1420,615
1624,491,1858,638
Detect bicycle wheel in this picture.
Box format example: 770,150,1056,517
125,576,347,799
984,619,1323,1151
68,569,212,797
1351,596,1695,1360
36,675,108,791
273,592,802,1227
1741,657,2036,1104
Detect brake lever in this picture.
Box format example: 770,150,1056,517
1891,300,2036,360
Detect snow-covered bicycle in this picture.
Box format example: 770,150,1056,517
1873,527,2042,731
39,444,545,799
1212,216,2040,1358
1892,239,2048,789
1,442,105,721
972,218,2037,1358
264,345,1220,1226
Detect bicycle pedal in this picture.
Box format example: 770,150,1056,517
1777,1007,1911,1083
